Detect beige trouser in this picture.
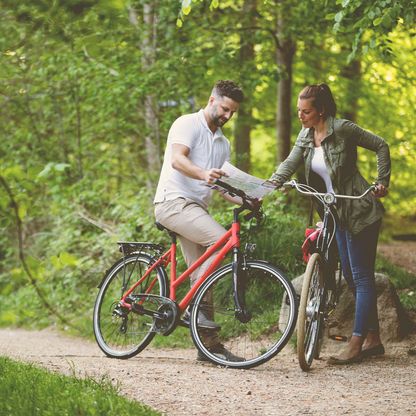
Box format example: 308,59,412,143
154,198,226,348
154,197,226,286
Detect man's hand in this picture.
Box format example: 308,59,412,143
172,144,228,184
372,183,388,198
203,168,227,185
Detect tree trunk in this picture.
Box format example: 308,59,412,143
234,0,256,173
340,58,361,122
129,3,161,189
275,13,296,164
142,3,161,188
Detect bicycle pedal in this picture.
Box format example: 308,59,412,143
329,334,348,342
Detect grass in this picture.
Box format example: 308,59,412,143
0,356,161,416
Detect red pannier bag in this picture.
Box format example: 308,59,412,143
301,224,322,263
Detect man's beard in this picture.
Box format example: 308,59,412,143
212,110,227,127
213,116,227,127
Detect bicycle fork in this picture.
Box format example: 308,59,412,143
232,248,252,323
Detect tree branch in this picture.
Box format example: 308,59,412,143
0,175,77,330
77,210,117,235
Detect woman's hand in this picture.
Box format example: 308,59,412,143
373,183,388,198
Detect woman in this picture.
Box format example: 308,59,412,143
270,83,391,364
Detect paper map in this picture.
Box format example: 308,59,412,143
215,161,276,199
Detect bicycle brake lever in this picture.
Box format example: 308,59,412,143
244,208,263,222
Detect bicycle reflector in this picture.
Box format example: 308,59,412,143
329,334,348,342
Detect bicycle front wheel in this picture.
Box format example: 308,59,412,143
93,253,168,359
297,252,325,371
190,260,297,369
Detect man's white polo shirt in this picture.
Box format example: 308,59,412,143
154,109,230,209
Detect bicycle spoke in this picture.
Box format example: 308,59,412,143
297,253,325,371
190,261,297,369
93,253,167,359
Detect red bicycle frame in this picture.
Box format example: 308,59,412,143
120,222,240,313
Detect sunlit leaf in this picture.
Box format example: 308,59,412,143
59,252,79,267
373,16,383,26
182,6,191,15
18,204,27,220
335,11,344,22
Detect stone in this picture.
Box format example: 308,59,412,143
281,272,413,342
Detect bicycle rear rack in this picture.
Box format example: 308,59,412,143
117,241,164,256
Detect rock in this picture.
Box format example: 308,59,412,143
281,272,414,342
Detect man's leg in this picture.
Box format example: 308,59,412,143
155,198,225,340
155,197,227,283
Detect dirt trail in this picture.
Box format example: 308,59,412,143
1,327,415,416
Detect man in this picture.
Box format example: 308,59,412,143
153,80,244,360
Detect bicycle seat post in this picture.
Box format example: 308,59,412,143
155,221,177,244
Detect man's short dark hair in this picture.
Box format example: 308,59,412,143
212,80,244,103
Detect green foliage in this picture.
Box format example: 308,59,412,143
0,0,414,340
376,255,416,310
249,199,306,277
332,0,416,59
0,356,160,416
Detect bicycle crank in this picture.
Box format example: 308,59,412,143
126,294,179,336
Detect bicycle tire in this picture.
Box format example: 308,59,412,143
297,252,325,371
190,260,297,369
93,252,168,359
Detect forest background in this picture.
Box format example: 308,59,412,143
0,0,415,337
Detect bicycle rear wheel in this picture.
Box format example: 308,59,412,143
190,260,297,369
93,253,168,359
297,252,325,371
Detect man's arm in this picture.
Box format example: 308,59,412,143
171,143,225,184
171,143,250,205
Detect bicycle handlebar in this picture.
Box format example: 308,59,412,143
215,179,253,200
213,179,263,222
283,179,375,204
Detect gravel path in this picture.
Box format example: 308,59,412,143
1,328,415,415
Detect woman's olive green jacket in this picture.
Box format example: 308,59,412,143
270,117,391,234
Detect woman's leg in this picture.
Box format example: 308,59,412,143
330,220,381,363
346,220,381,340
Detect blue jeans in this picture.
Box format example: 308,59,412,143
335,220,381,337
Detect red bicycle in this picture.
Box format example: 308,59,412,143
93,181,298,369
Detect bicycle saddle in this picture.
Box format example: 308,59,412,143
155,222,177,239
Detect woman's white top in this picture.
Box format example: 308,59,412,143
311,146,334,193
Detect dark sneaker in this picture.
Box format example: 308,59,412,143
181,310,220,330
197,344,245,363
